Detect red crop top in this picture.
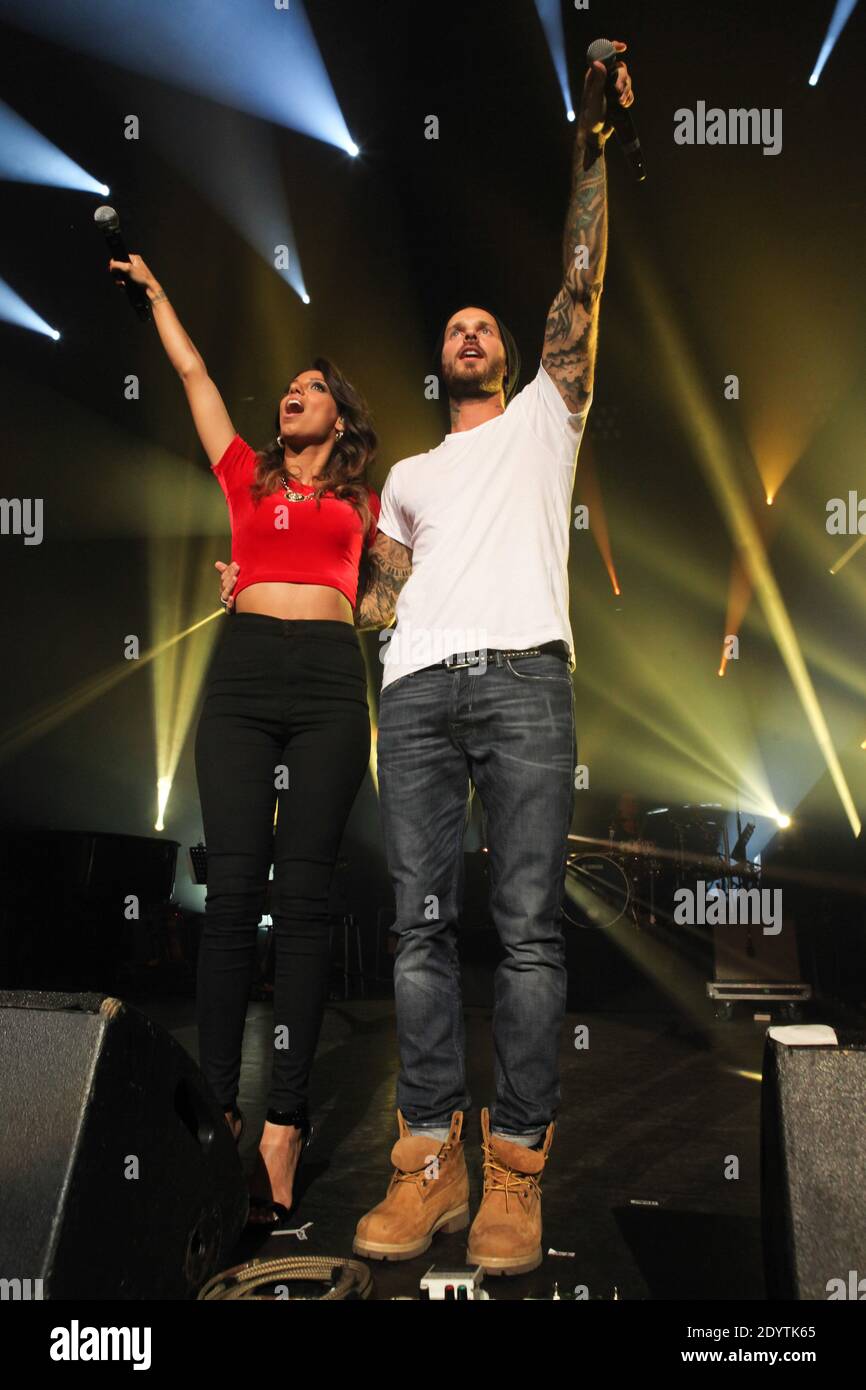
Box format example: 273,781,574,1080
212,435,380,606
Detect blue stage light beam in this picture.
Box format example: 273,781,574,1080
0,99,109,193
533,0,576,121
147,91,310,304
0,277,60,338
0,0,359,154
809,0,859,84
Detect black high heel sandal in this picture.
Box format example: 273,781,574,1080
247,1103,313,1231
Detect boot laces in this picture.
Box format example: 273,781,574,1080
482,1139,541,1210
390,1135,456,1192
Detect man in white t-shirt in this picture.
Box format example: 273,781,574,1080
349,45,635,1276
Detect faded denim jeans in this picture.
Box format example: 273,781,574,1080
377,650,575,1136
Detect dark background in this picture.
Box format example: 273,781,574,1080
0,0,863,925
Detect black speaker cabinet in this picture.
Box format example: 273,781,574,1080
0,991,247,1299
761,1031,866,1300
713,917,802,985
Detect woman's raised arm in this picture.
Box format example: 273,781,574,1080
108,253,236,468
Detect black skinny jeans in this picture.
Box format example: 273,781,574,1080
194,614,370,1112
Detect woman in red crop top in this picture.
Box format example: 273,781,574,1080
109,251,381,1226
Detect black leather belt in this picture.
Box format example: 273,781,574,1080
438,639,572,671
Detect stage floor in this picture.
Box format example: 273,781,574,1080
144,996,768,1301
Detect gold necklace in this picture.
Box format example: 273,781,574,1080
281,472,317,502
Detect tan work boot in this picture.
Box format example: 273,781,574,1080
353,1109,470,1261
466,1106,555,1275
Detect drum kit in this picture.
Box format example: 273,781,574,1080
563,803,746,931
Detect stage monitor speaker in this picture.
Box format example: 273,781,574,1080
0,990,247,1300
761,1028,866,1300
3,827,179,906
713,916,802,985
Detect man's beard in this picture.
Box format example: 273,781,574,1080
442,358,506,401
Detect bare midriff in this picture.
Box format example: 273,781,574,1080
235,582,354,624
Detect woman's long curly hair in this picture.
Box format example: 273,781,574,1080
251,357,377,538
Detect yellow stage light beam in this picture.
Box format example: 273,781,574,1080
573,594,778,814
739,299,852,507
560,864,767,1062
149,535,225,830
577,442,622,596
155,777,172,832
718,555,752,677
829,532,866,576
573,647,775,815
0,610,223,764
608,510,724,611
567,537,783,816
573,635,775,812
748,432,802,511
365,633,384,795
792,622,866,701
746,378,849,508
603,484,848,709
782,489,866,613
628,261,860,839
718,487,785,677
595,475,801,720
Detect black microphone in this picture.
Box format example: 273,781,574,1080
94,206,152,322
586,38,646,182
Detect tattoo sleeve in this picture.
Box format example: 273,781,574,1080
354,532,413,630
542,133,608,414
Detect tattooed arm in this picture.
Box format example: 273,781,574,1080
542,42,633,414
354,531,413,630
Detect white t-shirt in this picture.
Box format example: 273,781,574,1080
377,362,590,689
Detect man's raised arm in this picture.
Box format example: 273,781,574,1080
542,40,633,415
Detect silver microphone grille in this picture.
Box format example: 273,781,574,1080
586,38,616,67
93,205,119,229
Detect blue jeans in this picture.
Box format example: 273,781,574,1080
377,651,575,1136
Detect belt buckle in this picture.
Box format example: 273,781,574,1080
445,650,484,670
